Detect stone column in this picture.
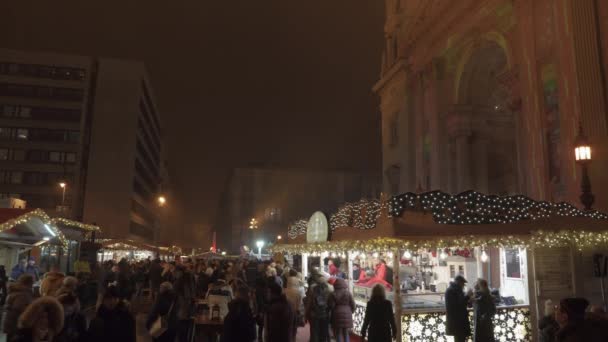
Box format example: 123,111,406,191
473,136,489,194
447,106,473,193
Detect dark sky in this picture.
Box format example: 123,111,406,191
0,1,384,244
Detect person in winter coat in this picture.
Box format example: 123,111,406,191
445,275,472,342
40,265,65,297
265,282,295,342
146,282,178,342
538,299,559,342
0,265,8,305
284,270,305,333
174,267,196,342
3,274,34,340
221,286,256,342
87,286,136,342
148,259,163,301
361,284,396,342
473,279,495,342
11,258,39,281
207,273,234,319
554,297,608,342
328,278,355,342
11,296,64,342
55,291,87,342
305,275,331,342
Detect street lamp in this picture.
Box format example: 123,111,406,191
249,218,258,229
256,240,264,259
574,122,594,210
58,182,67,206
158,195,167,207
277,235,282,241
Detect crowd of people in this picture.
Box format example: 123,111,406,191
0,255,607,342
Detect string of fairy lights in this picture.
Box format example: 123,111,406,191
0,209,68,247
279,190,608,252
389,190,608,224
271,230,608,254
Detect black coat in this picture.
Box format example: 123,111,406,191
473,292,496,342
149,262,163,289
146,291,178,342
87,302,136,342
361,298,396,342
538,315,559,342
55,312,87,342
221,298,256,342
445,282,471,338
265,294,295,342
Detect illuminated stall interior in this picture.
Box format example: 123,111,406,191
48,218,100,273
98,239,158,261
275,191,608,342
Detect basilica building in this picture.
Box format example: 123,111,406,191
375,0,608,211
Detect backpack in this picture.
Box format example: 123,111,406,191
312,284,328,318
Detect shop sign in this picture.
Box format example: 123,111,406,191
306,211,328,243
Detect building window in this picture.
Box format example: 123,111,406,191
386,164,401,195
66,153,76,163
67,131,80,143
10,171,23,184
16,129,28,140
505,248,522,279
49,151,62,163
0,149,7,161
12,149,24,162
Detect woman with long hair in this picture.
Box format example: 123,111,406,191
361,284,396,342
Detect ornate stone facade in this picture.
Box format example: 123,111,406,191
375,0,608,210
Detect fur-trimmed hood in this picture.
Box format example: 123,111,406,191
18,296,64,333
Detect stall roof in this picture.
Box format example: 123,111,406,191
52,218,101,241
275,191,608,253
0,208,66,247
99,239,158,253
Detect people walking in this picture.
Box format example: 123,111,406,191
445,275,472,342
328,278,355,342
11,296,65,342
473,279,495,342
264,282,295,342
538,299,559,342
87,286,136,342
149,259,163,301
284,269,305,337
3,274,35,340
360,284,396,342
221,286,256,342
146,282,178,342
174,266,195,342
56,291,87,342
40,265,65,297
306,274,331,342
10,258,39,281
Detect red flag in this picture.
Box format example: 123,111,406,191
211,231,217,253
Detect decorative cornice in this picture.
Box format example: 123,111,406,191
372,59,409,94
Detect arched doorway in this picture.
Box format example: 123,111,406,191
450,41,519,195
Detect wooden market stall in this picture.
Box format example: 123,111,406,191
273,191,608,342
97,239,159,261
50,218,100,274
0,209,68,277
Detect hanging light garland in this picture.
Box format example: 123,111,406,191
389,190,608,224
51,218,101,232
288,220,308,239
329,199,386,231
270,230,608,254
0,209,68,248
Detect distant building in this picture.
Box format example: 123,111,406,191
217,167,380,252
0,49,165,243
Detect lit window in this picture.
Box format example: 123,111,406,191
505,248,522,278
49,152,63,163
16,129,28,140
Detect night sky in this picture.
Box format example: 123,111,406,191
0,1,384,245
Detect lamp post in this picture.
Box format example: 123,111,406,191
574,122,594,211
59,182,67,206
256,240,264,259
